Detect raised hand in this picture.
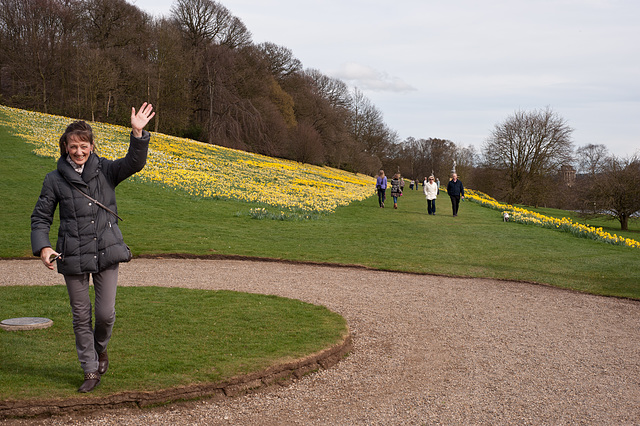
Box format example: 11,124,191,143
131,102,155,137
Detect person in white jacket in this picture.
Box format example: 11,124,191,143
424,175,438,215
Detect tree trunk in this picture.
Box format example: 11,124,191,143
39,69,48,114
620,213,628,231
106,91,112,117
154,68,162,133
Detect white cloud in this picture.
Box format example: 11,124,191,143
328,62,417,93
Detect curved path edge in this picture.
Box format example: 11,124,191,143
0,331,352,418
2,257,639,424
6,253,628,301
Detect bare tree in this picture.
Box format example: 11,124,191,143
221,15,251,49
288,121,324,164
425,138,457,180
399,138,456,182
169,0,259,147
349,87,395,159
591,155,640,231
276,70,354,169
257,42,302,81
576,143,608,176
302,69,354,168
0,0,79,113
396,137,420,180
483,107,574,205
381,136,466,185
198,44,273,152
147,18,194,134
84,0,148,50
454,143,478,181
79,0,152,122
171,0,251,48
79,48,118,121
305,68,351,110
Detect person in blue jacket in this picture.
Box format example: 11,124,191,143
31,103,155,393
376,169,387,208
446,173,464,217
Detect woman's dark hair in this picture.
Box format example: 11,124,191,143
59,121,94,155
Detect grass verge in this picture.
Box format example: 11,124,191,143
0,286,347,400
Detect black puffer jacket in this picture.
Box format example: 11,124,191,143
31,131,150,275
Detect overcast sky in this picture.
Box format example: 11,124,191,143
131,0,639,157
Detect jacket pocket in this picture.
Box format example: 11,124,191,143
98,223,132,266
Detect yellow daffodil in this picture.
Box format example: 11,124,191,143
1,106,376,214
466,189,639,249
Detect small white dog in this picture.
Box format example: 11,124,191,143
502,211,510,222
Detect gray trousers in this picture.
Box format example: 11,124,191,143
64,264,118,373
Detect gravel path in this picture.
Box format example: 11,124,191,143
2,258,640,425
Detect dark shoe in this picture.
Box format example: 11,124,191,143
78,371,101,393
98,351,109,375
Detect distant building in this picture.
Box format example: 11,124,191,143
559,164,576,187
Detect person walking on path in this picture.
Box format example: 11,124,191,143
376,169,387,208
390,173,403,209
447,173,464,217
30,103,155,393
424,175,439,215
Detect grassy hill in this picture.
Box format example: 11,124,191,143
1,108,639,299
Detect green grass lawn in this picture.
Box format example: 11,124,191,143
0,286,347,400
1,119,639,299
2,111,640,403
